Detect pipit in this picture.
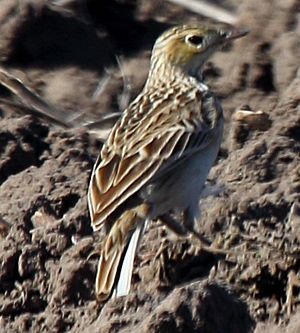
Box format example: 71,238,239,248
88,24,248,301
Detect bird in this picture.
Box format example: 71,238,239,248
88,23,248,301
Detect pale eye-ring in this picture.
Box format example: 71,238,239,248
185,35,204,47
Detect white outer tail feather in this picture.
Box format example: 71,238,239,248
115,219,149,297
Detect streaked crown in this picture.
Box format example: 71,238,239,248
150,24,247,78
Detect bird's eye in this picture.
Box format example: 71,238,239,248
186,35,203,47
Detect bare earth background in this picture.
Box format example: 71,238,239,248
0,0,300,332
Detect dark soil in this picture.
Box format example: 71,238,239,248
0,0,300,332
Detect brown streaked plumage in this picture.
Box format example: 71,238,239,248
88,24,248,301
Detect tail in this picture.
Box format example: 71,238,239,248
95,206,148,301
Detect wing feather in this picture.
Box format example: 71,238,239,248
91,159,161,229
95,155,119,193
88,84,220,229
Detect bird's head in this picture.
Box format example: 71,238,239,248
150,24,248,79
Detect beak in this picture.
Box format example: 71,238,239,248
223,27,249,42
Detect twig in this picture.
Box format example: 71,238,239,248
92,71,111,100
83,112,121,130
0,67,71,127
0,98,68,127
83,112,121,140
0,67,121,137
166,0,238,25
116,55,132,111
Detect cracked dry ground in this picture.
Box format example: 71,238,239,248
0,0,300,332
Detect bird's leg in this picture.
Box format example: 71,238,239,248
157,212,210,252
150,213,191,262
183,208,211,247
158,212,211,247
158,213,189,237
183,208,230,255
